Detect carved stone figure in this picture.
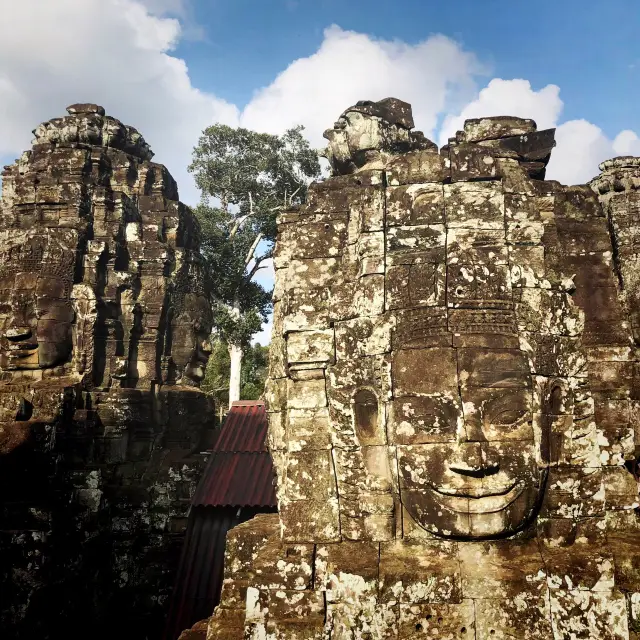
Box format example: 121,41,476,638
203,99,640,640
0,105,215,639
322,98,436,175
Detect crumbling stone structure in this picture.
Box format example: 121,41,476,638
0,105,215,639
203,99,640,639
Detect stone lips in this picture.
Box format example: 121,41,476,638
204,99,640,639
0,105,215,638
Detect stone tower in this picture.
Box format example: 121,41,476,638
0,105,215,639
201,99,640,640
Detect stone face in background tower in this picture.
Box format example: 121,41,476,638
0,105,215,639
203,100,640,640
591,157,640,342
321,98,437,176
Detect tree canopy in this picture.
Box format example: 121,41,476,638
189,123,321,348
201,339,269,409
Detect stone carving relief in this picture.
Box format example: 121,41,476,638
168,265,213,387
0,104,215,639
202,99,640,640
0,233,76,372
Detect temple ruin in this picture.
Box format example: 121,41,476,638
0,105,215,639
201,99,640,639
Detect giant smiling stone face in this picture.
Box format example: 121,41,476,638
169,292,213,387
269,101,620,546
388,344,546,539
0,235,76,372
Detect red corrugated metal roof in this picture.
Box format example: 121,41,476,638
192,452,276,507
191,401,277,508
211,401,269,453
165,402,277,639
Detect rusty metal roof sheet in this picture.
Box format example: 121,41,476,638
192,452,276,507
164,402,277,638
211,400,269,453
191,401,276,508
163,506,268,640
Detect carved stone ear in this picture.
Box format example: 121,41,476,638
353,388,379,446
539,378,572,467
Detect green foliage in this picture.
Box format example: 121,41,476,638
210,301,265,350
189,124,319,235
240,343,269,400
201,339,269,407
189,123,321,347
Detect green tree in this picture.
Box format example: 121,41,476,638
201,339,269,416
189,124,320,406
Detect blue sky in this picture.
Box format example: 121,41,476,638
2,0,639,197
179,0,640,137
1,0,639,343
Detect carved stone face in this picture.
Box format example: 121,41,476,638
271,105,631,547
0,238,75,372
391,344,545,539
170,293,212,386
322,104,413,175
323,111,386,172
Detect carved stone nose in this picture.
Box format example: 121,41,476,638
450,443,499,478
201,339,212,355
6,326,32,340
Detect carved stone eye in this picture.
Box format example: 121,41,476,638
491,409,527,427
481,390,531,432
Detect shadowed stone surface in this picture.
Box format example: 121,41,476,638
0,105,215,639
201,99,640,639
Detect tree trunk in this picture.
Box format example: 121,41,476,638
228,341,242,408
228,300,243,408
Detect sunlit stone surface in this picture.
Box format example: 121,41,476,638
197,99,640,640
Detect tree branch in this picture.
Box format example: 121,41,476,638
247,254,268,281
245,231,263,267
229,192,255,238
287,185,302,205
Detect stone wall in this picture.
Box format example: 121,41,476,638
204,99,640,639
0,105,215,639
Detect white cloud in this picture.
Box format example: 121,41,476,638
547,119,616,185
242,38,639,188
438,79,562,146
241,25,483,148
2,5,638,202
613,130,640,156
0,0,238,205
